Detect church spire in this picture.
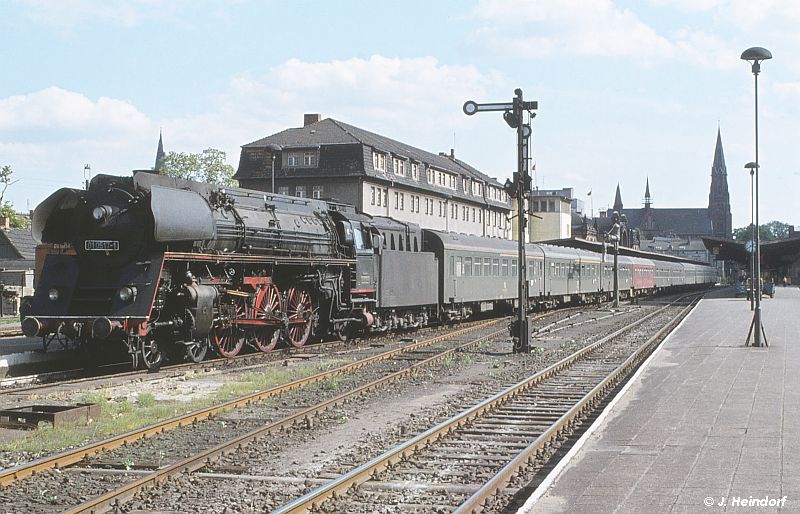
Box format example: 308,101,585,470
708,127,732,238
613,183,623,213
154,131,166,172
711,127,726,176
644,177,652,208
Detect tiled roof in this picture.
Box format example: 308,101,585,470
241,118,511,209
1,228,36,260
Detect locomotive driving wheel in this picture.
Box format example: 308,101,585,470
137,336,163,371
285,285,314,348
248,283,282,352
184,336,209,363
212,298,246,358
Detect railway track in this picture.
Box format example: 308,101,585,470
269,295,700,513
0,315,519,506
0,317,503,395
0,304,619,513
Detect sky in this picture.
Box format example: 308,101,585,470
1,0,798,230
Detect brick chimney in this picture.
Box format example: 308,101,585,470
304,113,321,126
1,217,9,230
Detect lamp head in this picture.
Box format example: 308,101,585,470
741,47,772,75
744,162,759,176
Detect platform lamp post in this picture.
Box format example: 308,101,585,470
741,46,771,348
265,144,283,194
608,211,626,308
464,89,538,353
745,162,758,311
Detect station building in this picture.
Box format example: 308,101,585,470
234,114,513,239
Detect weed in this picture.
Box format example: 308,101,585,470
136,393,156,408
1,359,345,455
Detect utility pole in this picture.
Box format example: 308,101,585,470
464,89,537,352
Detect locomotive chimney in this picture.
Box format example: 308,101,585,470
304,113,321,126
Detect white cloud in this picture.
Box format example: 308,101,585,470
472,0,674,60
0,87,150,133
1,56,506,208
471,0,741,69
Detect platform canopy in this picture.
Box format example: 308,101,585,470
702,236,800,270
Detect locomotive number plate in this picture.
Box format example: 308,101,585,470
85,240,120,251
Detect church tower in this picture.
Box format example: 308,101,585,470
154,131,166,172
613,184,623,213
708,128,732,238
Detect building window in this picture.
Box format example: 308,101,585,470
312,185,323,199
373,151,386,172
295,186,306,198
303,152,316,166
371,187,376,205
463,177,468,193
287,153,299,167
394,192,399,209
393,158,405,176
400,193,405,211
278,186,289,195
472,208,476,222
411,163,419,180
449,175,456,189
438,201,443,217
376,188,382,207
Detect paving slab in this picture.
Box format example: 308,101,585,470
519,287,799,514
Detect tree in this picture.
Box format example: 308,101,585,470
158,148,236,186
732,220,792,242
0,165,29,229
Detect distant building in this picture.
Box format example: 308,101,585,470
0,221,35,315
235,115,513,239
526,190,572,241
595,128,733,262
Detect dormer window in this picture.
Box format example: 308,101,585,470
287,153,299,167
372,151,386,172
303,151,316,166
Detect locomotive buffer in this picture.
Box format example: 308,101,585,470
464,89,538,353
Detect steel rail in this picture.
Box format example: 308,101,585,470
64,324,511,513
453,297,699,513
271,297,694,514
0,317,501,488
0,316,502,393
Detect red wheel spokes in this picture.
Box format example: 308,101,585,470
212,300,245,358
286,286,313,348
250,283,281,352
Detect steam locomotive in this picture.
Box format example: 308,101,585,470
22,171,716,369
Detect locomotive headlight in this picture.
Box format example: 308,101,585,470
92,205,112,221
118,286,137,302
48,288,59,301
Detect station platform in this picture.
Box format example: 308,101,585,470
520,286,799,513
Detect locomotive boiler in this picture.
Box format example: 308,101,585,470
24,171,359,369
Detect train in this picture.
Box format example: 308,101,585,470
21,171,717,369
